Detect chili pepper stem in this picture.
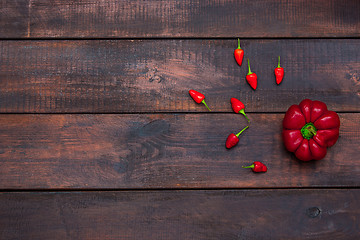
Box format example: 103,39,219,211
201,99,211,111
237,38,241,49
242,164,254,169
247,59,252,75
235,126,249,137
278,56,281,68
239,109,250,122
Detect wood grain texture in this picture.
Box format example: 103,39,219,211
0,113,359,189
1,39,360,113
0,189,359,239
0,0,29,38
1,0,360,38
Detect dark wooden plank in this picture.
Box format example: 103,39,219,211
1,39,360,113
1,0,360,38
0,189,359,239
0,113,359,189
0,0,29,38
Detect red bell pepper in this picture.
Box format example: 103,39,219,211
282,99,340,161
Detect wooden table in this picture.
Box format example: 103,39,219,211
1,1,360,239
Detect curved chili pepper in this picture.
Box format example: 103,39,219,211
225,126,249,149
242,161,267,173
246,59,257,90
234,39,244,66
274,56,284,85
189,90,211,111
230,98,249,122
282,99,340,161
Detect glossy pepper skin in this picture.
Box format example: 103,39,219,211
282,99,340,161
274,56,284,85
231,98,250,122
242,161,267,173
189,90,211,111
225,126,249,149
234,39,244,66
246,59,257,90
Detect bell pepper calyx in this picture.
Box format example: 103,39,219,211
301,123,317,140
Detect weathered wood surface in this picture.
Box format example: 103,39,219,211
0,189,359,239
0,113,358,189
1,0,359,239
0,0,29,38
1,0,360,38
1,39,359,113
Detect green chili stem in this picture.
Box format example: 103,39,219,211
278,56,281,68
247,59,252,75
239,109,250,122
237,38,241,49
242,164,254,169
235,126,249,137
201,100,211,111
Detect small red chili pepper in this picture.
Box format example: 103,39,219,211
242,161,267,173
234,38,244,66
225,126,249,149
189,90,211,111
246,59,257,90
230,98,250,122
274,56,284,85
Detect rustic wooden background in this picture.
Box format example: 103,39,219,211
0,0,359,239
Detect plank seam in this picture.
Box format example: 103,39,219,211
0,37,360,41
1,187,359,192
0,111,358,115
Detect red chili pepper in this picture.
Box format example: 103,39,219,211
242,161,267,173
282,99,340,161
246,59,257,90
230,98,249,122
234,38,244,66
189,90,211,111
225,126,249,149
274,56,284,85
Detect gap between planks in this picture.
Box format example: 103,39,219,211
1,37,360,41
1,187,359,193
